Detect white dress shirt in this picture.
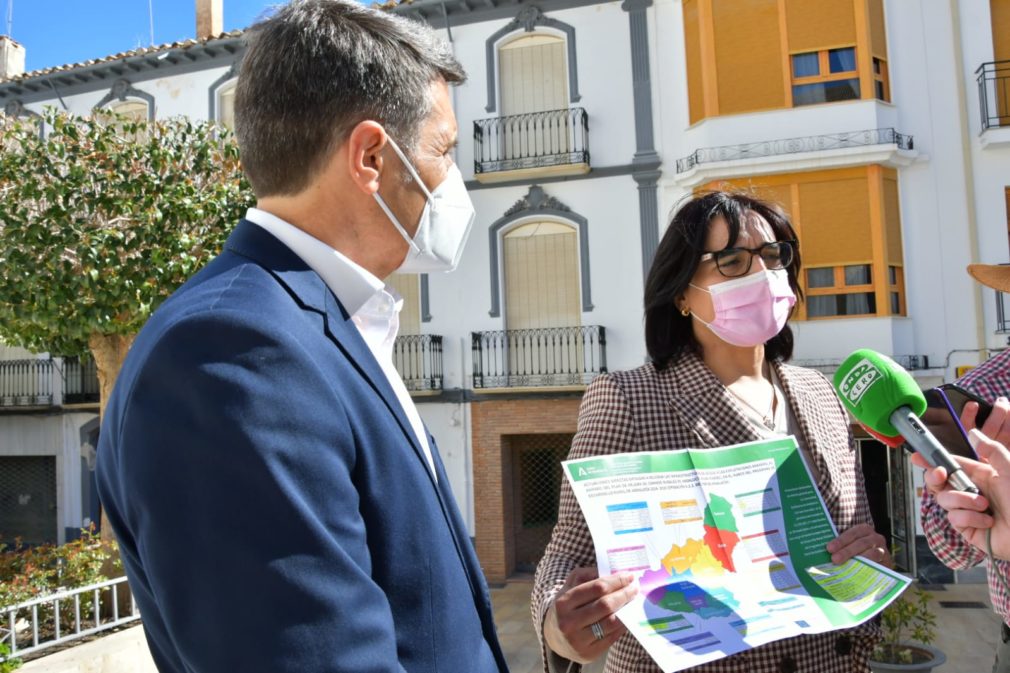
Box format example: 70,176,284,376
245,207,437,480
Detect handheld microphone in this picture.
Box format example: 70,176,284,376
833,349,980,495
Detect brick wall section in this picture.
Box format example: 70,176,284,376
471,397,582,585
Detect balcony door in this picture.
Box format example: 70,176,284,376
499,34,570,161
384,273,427,389
503,222,582,385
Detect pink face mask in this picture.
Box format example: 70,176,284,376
689,269,796,347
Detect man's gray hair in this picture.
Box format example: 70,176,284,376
234,0,465,197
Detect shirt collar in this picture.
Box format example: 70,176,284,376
245,207,385,316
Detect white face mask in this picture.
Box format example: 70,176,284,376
373,137,476,273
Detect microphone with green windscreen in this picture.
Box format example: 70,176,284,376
833,349,980,495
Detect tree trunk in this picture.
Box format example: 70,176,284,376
89,332,135,541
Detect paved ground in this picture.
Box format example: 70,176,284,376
14,577,1001,672
491,578,1000,673
924,581,1001,673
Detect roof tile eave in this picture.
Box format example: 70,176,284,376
1,29,245,86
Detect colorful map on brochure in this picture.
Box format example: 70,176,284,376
563,436,911,673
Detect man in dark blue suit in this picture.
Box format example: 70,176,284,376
96,1,508,670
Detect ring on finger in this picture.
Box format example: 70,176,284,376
590,621,605,641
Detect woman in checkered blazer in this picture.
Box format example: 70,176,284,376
532,192,889,673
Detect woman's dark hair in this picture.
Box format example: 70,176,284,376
644,191,803,369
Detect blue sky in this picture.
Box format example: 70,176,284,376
5,1,279,73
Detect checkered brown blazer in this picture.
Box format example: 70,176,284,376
532,351,882,673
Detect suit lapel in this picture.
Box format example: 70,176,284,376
666,352,763,448
224,220,436,489
773,361,835,497
225,220,497,625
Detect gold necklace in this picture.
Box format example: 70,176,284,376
727,380,777,430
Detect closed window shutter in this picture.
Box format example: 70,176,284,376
385,273,421,335
504,222,580,330
500,36,568,116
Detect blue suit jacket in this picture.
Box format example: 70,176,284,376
97,221,508,673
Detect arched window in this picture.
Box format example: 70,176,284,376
216,79,237,130
503,220,580,330
94,80,155,122
498,33,569,117
107,100,149,122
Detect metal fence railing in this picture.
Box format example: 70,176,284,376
471,325,607,389
977,60,1010,131
0,577,139,663
0,359,54,407
0,356,100,408
474,107,589,175
393,334,443,392
675,128,914,173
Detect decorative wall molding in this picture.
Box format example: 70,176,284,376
488,185,593,317
421,274,432,323
622,0,661,278
484,6,581,113
207,64,238,122
3,99,40,118
93,79,156,120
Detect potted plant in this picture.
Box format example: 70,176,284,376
869,583,946,672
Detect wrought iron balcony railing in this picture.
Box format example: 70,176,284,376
471,325,607,389
474,107,589,175
977,60,1010,131
0,359,54,407
64,355,100,405
0,356,101,408
675,128,914,174
393,334,443,392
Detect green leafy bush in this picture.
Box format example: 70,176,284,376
0,642,21,671
872,583,938,664
0,525,121,663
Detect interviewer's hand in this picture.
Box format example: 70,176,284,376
543,567,638,664
912,430,1010,560
962,395,1010,449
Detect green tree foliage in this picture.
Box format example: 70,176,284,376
0,108,253,357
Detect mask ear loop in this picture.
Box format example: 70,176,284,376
384,137,434,202
373,136,434,255
373,193,421,255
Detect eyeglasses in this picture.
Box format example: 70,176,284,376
699,240,796,278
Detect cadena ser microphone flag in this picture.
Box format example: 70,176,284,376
832,349,981,495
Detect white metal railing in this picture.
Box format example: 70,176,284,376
0,576,139,662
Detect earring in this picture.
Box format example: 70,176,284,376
680,306,691,317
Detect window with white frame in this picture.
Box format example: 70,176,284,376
217,80,237,130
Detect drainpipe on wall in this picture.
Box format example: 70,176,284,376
949,0,988,362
